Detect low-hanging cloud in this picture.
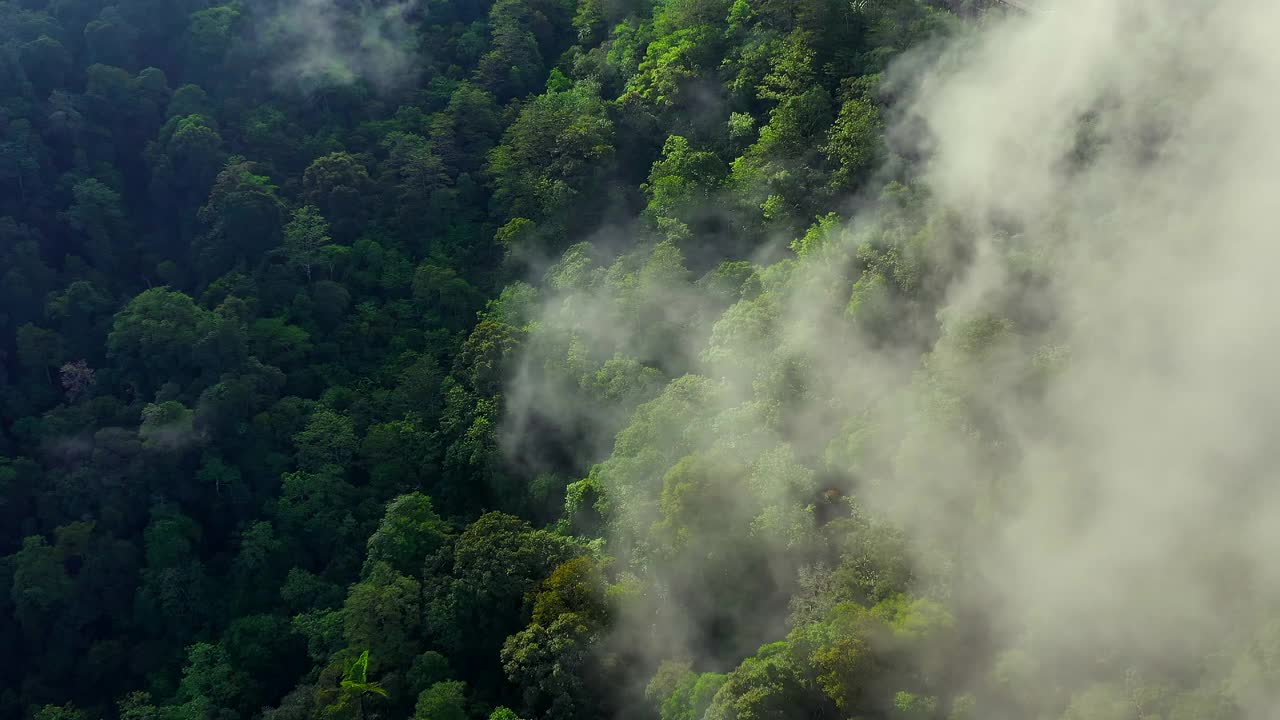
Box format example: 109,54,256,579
264,0,422,94
884,0,1280,700
502,0,1280,714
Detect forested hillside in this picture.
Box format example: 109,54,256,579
4,0,1280,719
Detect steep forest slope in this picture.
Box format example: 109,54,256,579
3,1,1279,720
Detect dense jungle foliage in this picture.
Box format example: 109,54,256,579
2,0,1276,719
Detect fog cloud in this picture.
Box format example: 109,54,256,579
503,0,1280,713
265,0,422,93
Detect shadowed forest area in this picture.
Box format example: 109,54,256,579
3,0,1279,719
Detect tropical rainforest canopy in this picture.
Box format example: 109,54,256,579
3,0,1279,719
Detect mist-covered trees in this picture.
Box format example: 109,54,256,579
4,1,1263,720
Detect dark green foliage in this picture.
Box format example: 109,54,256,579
106,288,215,390
487,81,616,239
414,681,468,720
